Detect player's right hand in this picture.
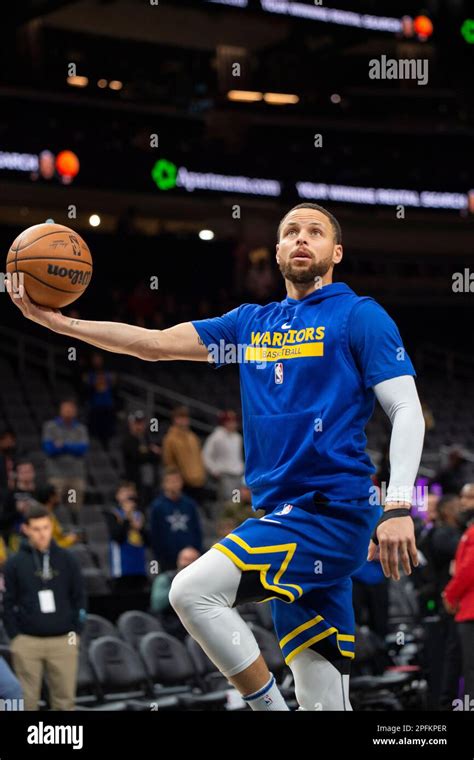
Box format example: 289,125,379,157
6,274,63,331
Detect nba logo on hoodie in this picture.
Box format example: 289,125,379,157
275,362,283,384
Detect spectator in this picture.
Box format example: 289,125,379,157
352,558,389,639
0,656,23,709
0,460,40,554
104,482,149,594
418,495,462,613
202,410,244,504
432,446,470,495
413,491,440,548
121,410,160,505
127,282,158,327
418,494,463,709
162,406,206,503
42,399,89,524
3,505,86,710
443,485,474,703
238,481,253,510
150,546,200,639
35,485,80,549
83,352,117,450
0,537,6,567
150,470,203,572
426,492,441,524
0,429,17,500
458,482,474,531
215,501,255,540
244,251,278,302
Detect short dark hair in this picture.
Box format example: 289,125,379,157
116,480,137,493
437,494,459,520
16,458,34,468
25,505,51,523
0,428,15,438
59,398,78,407
172,405,189,420
277,203,342,244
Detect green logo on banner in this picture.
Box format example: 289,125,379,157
151,159,178,190
461,19,474,44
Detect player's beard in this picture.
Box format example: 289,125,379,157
278,253,333,284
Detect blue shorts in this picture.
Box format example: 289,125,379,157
213,495,380,668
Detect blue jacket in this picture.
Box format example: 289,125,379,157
150,493,203,571
192,283,415,511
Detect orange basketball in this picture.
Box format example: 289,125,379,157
6,223,93,308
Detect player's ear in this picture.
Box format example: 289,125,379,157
333,244,343,265
275,242,280,264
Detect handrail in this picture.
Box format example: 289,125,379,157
0,326,221,421
119,372,221,417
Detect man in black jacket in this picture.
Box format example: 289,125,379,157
3,505,86,710
121,410,160,506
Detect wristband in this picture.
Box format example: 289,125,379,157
371,507,411,546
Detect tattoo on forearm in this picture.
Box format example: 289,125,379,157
70,320,80,326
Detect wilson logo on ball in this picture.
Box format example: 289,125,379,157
46,264,92,286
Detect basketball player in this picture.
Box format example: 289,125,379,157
8,203,425,711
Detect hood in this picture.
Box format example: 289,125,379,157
280,282,355,319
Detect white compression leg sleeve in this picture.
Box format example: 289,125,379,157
169,547,261,678
290,649,352,711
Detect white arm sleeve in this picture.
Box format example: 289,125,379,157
373,375,425,504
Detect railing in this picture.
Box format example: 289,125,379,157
0,325,69,386
0,326,221,434
118,372,221,435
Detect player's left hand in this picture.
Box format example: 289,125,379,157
367,510,418,581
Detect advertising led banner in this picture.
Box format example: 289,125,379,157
296,181,468,210
0,151,39,172
206,0,402,32
151,158,468,210
151,159,282,196
0,149,80,183
207,0,249,5
259,1,402,31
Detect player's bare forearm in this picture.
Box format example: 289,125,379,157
55,318,209,361
55,316,157,358
6,281,209,362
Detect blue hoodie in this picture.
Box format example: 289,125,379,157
192,282,415,511
150,493,203,571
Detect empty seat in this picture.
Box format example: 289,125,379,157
76,647,98,704
185,636,228,692
139,632,228,709
88,636,150,700
69,544,97,570
117,611,163,651
82,614,118,645
84,523,109,543
139,632,194,688
247,623,285,678
82,568,110,596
